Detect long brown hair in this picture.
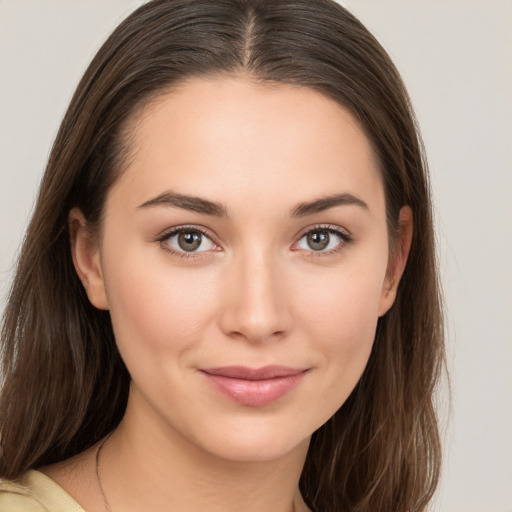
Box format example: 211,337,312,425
0,1,445,510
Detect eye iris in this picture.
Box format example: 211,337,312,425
178,231,202,251
307,231,329,251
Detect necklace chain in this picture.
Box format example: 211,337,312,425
94,433,298,512
95,433,114,512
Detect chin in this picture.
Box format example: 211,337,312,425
204,431,311,464
179,411,317,465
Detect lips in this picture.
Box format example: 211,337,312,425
200,365,308,406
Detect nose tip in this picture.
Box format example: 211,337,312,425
218,256,291,343
225,324,285,346
226,311,287,344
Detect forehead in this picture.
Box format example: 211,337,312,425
109,76,384,215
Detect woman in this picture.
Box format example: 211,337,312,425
0,0,445,511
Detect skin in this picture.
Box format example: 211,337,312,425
43,75,412,512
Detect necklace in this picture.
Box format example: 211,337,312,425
95,433,113,512
95,434,298,512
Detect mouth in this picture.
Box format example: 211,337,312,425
200,365,309,407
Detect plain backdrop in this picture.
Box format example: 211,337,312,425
1,1,511,511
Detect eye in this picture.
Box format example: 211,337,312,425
296,227,349,253
161,228,216,253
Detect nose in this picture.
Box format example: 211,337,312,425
218,249,292,343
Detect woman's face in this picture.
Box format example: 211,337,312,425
73,76,408,462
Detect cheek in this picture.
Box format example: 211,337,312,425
302,281,379,374
103,249,219,358
293,254,387,391
299,257,387,344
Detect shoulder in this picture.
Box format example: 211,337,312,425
0,470,84,512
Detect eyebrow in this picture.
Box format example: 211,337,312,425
137,191,228,217
137,190,368,218
291,193,369,217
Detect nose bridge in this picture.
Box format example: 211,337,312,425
219,243,291,342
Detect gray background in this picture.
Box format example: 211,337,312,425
1,1,511,510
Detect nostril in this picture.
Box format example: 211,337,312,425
216,258,293,342
219,310,291,344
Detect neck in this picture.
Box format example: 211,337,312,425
99,390,311,512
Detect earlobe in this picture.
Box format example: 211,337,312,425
378,206,413,317
68,208,109,310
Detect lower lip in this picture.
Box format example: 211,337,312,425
201,371,307,407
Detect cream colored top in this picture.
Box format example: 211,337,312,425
0,470,83,512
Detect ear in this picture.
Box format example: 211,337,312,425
68,208,109,310
378,206,413,317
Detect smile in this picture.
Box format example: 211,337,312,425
200,366,309,406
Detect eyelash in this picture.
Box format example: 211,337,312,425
293,224,353,258
155,224,353,260
155,225,217,260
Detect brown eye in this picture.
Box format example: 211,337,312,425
178,231,202,251
163,229,215,253
297,227,348,253
306,231,330,251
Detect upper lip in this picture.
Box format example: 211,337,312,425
200,365,307,381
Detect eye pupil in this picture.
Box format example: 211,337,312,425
178,231,202,251
307,231,329,251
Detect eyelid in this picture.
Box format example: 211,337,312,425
292,224,353,256
155,224,221,258
295,223,351,239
